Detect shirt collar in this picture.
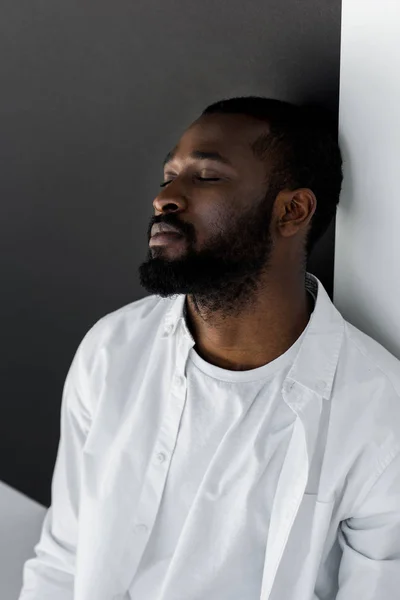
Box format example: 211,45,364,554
161,272,344,400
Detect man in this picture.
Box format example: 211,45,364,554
19,96,400,600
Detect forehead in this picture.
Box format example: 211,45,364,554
163,113,269,169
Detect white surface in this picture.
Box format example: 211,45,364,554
335,0,400,360
0,480,46,600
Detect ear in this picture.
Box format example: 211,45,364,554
275,188,317,239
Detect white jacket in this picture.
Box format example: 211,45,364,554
18,273,400,600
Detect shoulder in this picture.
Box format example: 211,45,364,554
331,319,400,481
340,320,400,397
73,294,170,388
82,293,168,349
323,318,400,511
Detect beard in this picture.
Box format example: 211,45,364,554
138,186,277,319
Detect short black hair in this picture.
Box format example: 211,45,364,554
201,96,343,258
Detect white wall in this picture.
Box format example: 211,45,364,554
0,481,46,599
335,0,400,359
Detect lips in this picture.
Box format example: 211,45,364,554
151,223,183,237
149,231,185,247
151,232,181,238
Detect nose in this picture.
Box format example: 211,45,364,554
153,181,188,214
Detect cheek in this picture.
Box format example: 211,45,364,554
193,214,227,247
194,194,233,228
190,188,242,244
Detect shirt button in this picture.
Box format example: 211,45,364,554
135,523,148,533
156,452,166,463
174,375,181,387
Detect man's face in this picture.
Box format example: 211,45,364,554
138,113,280,314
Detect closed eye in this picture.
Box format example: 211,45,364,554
159,177,221,188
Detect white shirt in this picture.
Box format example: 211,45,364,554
127,299,309,600
18,273,400,600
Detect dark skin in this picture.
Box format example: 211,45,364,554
139,113,316,371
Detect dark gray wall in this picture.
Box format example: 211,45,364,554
0,0,341,506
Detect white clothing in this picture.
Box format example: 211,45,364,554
18,273,400,600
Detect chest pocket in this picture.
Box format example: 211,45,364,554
270,492,336,600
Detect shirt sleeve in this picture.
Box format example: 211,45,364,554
17,329,95,600
336,447,400,599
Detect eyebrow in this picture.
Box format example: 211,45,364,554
163,149,234,168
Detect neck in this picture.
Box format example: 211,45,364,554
185,272,313,371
